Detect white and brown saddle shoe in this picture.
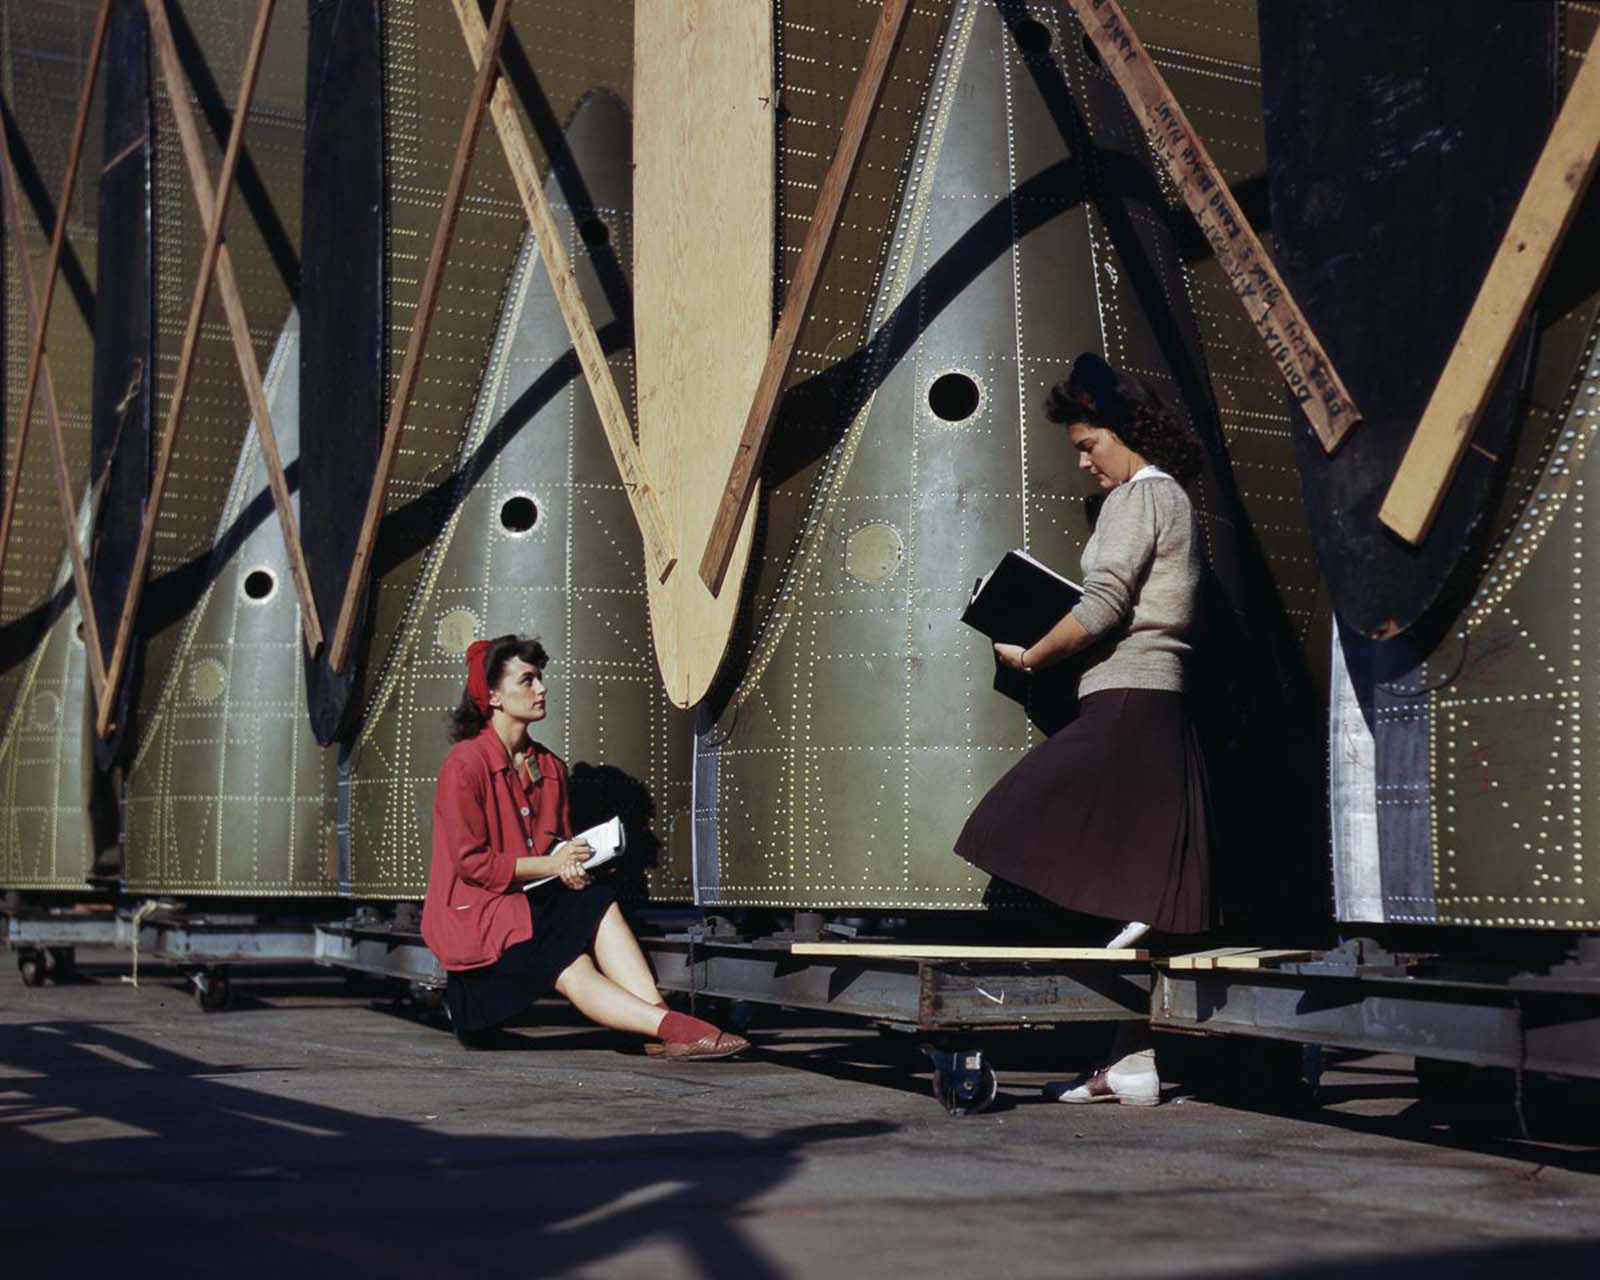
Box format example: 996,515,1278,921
1045,1064,1161,1106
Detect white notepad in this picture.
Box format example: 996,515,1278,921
522,815,625,889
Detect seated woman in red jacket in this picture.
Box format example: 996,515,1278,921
421,633,746,1060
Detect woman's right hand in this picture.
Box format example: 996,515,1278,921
550,838,593,889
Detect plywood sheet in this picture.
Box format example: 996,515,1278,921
634,0,773,706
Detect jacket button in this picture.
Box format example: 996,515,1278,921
520,807,530,816
526,838,533,848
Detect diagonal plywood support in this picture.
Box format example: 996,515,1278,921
0,0,113,600
1380,27,1600,546
450,0,676,585
1063,0,1360,454
328,0,516,673
698,0,914,595
99,0,310,737
0,110,109,706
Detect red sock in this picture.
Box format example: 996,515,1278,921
659,1010,720,1044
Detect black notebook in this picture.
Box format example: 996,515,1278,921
961,549,1083,646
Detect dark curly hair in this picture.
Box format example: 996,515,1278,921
1044,353,1203,485
449,633,550,742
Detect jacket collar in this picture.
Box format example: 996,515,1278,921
467,726,524,774
466,725,545,776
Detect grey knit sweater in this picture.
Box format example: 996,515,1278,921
1067,468,1201,696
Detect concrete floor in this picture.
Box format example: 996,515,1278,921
3,951,1598,1279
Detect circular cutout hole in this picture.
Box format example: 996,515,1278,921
928,372,981,423
578,218,610,247
243,568,275,600
500,495,539,534
1082,33,1103,67
1013,18,1053,56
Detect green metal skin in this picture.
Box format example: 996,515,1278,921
1323,6,1600,932
693,0,1325,912
0,543,95,891
7,0,1594,937
136,0,305,765
103,0,309,897
122,313,339,897
354,0,525,740
1414,304,1600,930
0,6,105,891
345,83,694,903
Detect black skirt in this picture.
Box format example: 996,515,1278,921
445,882,617,1033
954,688,1212,934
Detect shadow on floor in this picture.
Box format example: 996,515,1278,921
0,1015,893,1278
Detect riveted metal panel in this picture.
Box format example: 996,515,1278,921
1317,4,1600,930
0,2,109,889
346,86,692,902
695,0,1326,914
123,313,339,896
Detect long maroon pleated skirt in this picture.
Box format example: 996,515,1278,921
955,687,1212,934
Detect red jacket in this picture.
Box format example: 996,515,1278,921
421,728,572,971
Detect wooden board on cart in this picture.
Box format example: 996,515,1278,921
789,942,1149,961
1164,947,1313,970
634,1,774,706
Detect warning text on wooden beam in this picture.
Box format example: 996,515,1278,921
1069,0,1359,452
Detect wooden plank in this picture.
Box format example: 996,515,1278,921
450,0,676,584
1164,946,1258,971
0,0,113,594
635,0,774,706
100,0,301,736
788,942,1149,961
1063,0,1359,452
1213,949,1313,970
0,115,108,705
328,0,513,673
697,0,914,595
1380,26,1600,545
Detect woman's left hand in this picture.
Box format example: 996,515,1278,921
994,642,1029,673
559,863,593,890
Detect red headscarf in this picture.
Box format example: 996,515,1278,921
465,639,493,717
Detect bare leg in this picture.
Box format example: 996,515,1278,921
554,954,667,1036
592,901,664,1005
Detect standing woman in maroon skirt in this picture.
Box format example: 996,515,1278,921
421,633,747,1060
954,353,1210,1105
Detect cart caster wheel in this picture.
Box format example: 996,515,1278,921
192,967,232,1012
924,1046,998,1117
18,948,47,987
48,947,76,979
